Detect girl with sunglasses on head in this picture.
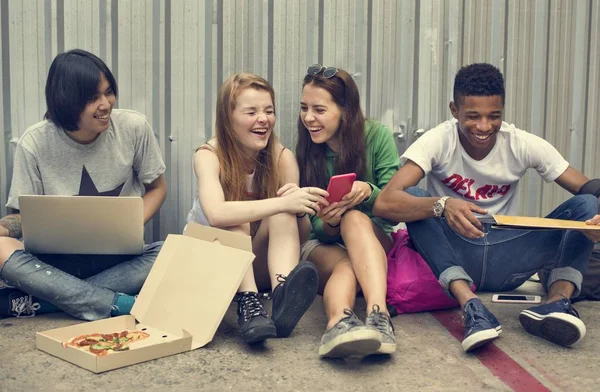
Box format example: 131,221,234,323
187,73,327,345
296,65,400,358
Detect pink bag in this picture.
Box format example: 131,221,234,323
386,229,473,314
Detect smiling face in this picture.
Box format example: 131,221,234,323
450,95,503,160
230,87,276,156
300,83,343,152
69,73,116,144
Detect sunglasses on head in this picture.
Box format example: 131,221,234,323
306,64,338,78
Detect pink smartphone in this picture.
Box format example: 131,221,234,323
326,173,356,203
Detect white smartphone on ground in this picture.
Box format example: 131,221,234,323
491,294,542,304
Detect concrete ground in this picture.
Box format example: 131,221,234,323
1,281,599,392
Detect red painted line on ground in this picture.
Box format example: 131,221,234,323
432,309,550,392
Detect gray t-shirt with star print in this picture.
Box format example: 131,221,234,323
6,109,165,210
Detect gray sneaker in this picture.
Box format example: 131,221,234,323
365,304,397,354
318,309,381,358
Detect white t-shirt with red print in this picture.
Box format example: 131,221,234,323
401,119,569,215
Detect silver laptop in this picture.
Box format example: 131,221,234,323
19,195,144,255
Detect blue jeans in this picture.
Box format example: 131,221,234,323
405,187,598,298
0,241,162,320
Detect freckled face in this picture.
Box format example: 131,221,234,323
231,87,276,155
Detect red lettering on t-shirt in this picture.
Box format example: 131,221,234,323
475,184,492,200
454,178,469,193
486,185,499,198
497,184,511,195
442,174,463,190
442,173,510,202
463,179,476,200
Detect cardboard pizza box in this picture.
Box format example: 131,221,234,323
36,223,254,373
492,215,600,231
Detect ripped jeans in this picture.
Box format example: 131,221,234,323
405,187,598,298
0,241,162,320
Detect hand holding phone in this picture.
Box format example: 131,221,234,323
326,173,356,203
318,201,348,228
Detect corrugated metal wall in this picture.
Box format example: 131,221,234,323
1,0,598,242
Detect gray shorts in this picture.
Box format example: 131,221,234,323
300,239,346,261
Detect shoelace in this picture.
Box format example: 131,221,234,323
230,274,287,304
272,273,288,297
559,296,581,318
462,300,492,327
0,280,15,290
368,305,393,334
12,295,40,318
338,308,361,328
233,292,271,302
237,293,268,322
275,273,287,284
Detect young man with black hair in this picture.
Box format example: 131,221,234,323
0,49,166,321
374,63,600,352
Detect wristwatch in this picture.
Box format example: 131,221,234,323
433,196,451,218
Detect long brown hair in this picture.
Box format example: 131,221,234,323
211,73,280,201
296,68,367,189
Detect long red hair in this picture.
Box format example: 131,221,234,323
212,73,280,201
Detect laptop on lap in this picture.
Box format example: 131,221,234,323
19,195,144,255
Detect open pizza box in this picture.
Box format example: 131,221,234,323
491,215,600,231
36,223,254,373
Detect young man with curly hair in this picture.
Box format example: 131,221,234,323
374,63,600,352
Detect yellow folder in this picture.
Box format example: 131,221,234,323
492,215,600,231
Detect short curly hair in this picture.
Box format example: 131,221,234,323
453,63,504,106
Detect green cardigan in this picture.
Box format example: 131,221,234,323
309,119,400,244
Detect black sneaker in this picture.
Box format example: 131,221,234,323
0,288,40,318
271,261,319,337
237,292,277,344
365,305,397,354
462,298,502,352
519,298,586,346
